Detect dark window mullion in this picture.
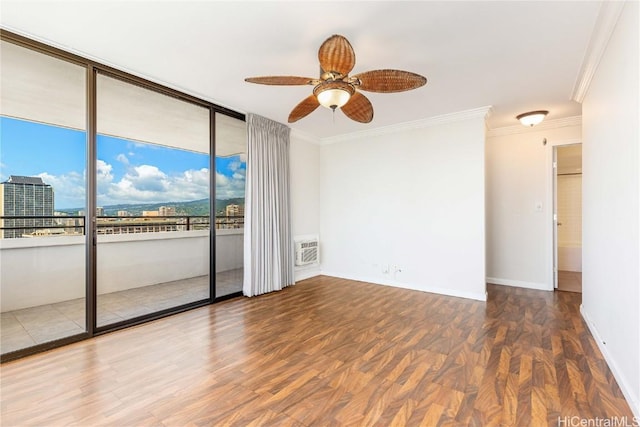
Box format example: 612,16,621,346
86,65,97,336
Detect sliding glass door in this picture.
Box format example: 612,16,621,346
95,73,212,327
0,41,87,355
1,31,246,360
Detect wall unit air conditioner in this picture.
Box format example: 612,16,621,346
295,239,319,266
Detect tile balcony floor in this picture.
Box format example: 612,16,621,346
0,269,242,355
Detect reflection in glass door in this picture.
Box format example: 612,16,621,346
0,41,87,355
95,73,212,327
214,113,247,298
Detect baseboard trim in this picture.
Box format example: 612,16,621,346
486,277,552,291
580,305,640,419
322,271,487,301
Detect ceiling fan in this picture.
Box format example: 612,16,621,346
245,34,427,124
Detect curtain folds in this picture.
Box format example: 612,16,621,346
243,114,295,297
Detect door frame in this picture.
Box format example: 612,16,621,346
546,138,582,290
0,29,245,362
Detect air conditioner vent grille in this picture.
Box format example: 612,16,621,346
295,239,319,266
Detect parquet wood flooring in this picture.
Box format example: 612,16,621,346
557,270,582,293
0,276,634,426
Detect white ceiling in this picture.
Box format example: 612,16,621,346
0,1,601,139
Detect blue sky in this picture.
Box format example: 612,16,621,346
0,117,245,209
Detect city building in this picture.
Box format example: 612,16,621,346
159,206,176,216
97,217,184,234
225,203,243,217
0,175,54,238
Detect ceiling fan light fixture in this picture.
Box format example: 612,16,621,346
314,81,355,110
516,110,549,127
245,34,427,123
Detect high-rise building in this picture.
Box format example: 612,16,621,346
159,206,176,216
225,204,244,217
0,175,55,238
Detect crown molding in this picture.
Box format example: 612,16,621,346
487,116,582,138
320,106,492,145
290,128,321,145
570,1,625,103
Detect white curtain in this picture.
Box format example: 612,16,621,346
243,114,295,297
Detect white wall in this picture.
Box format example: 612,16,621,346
97,232,210,293
0,236,85,311
290,130,322,281
0,231,217,311
486,120,581,289
581,1,639,417
557,174,583,272
318,110,488,301
215,229,243,273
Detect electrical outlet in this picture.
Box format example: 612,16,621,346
382,264,389,274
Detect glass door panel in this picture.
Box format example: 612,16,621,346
95,73,211,327
214,113,246,298
0,41,87,354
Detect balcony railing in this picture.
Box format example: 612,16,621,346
0,215,244,238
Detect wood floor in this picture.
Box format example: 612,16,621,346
557,270,582,293
0,276,633,426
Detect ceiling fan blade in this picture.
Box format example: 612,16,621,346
288,95,320,123
341,92,373,123
244,76,315,85
353,69,427,93
318,34,356,76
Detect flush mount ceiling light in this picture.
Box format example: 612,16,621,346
516,110,549,127
245,34,427,123
313,80,355,110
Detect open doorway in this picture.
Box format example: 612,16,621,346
554,144,582,292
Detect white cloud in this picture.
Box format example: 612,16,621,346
229,161,241,172
216,172,229,186
171,168,210,201
41,159,244,208
216,170,245,199
96,160,113,186
116,153,129,164
37,171,86,209
96,162,217,205
104,164,170,203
